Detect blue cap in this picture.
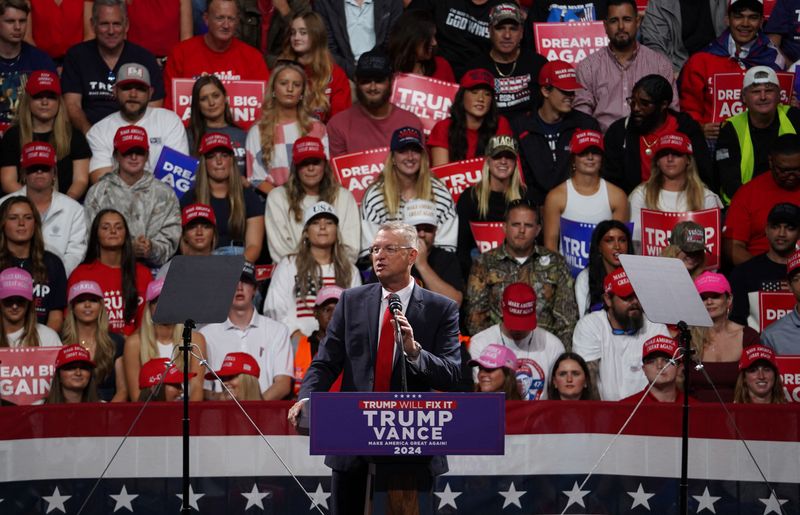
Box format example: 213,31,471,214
390,126,423,152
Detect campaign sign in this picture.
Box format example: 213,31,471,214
764,0,776,18
0,347,60,405
640,208,721,269
431,158,483,202
309,392,504,456
777,356,800,403
331,147,388,206
171,78,266,130
636,0,648,13
390,74,458,135
153,146,199,200
758,291,796,332
533,22,608,64
560,218,594,277
712,72,793,123
470,221,505,253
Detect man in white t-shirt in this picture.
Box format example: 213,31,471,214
469,282,564,400
573,268,670,400
86,62,188,183
200,262,294,400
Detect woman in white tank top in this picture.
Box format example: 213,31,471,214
543,130,629,252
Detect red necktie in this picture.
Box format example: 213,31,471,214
374,303,394,392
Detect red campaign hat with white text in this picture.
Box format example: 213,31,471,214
538,60,582,91
604,268,634,298
205,352,261,380
569,130,604,154
181,203,217,227
739,345,777,371
139,358,196,388
501,283,537,332
114,125,149,153
198,132,233,155
55,344,96,370
20,141,56,169
642,335,679,361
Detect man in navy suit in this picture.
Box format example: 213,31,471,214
288,221,462,514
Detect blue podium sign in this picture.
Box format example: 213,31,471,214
309,392,505,456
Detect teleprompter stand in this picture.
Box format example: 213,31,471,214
619,255,712,515
153,255,245,514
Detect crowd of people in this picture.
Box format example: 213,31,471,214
0,0,796,408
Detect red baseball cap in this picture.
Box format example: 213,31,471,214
653,132,693,155
460,68,494,90
604,268,634,297
787,249,800,277
501,283,537,332
198,132,233,155
26,70,61,96
642,335,679,361
538,60,582,91
21,142,56,169
739,345,777,371
569,130,604,154
113,125,149,154
292,136,326,166
139,358,196,388
205,352,261,380
55,344,96,369
181,203,217,227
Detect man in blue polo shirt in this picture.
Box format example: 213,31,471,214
762,249,800,355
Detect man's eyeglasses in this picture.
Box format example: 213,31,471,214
626,96,656,108
368,245,413,255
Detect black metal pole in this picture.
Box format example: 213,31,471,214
181,319,195,514
676,321,692,515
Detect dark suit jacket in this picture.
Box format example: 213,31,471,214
298,282,462,473
313,0,403,79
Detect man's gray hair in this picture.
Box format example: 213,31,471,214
92,0,127,23
377,221,418,250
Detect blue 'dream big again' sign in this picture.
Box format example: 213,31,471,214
153,146,199,199
309,392,505,456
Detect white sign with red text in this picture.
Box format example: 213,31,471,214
533,22,608,64
171,79,266,130
390,74,458,135
331,147,388,206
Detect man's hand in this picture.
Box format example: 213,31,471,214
287,398,308,428
391,311,419,356
133,235,152,259
416,236,430,266
702,122,721,140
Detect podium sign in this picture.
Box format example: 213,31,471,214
309,392,504,456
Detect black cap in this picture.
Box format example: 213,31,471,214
767,202,800,227
241,261,257,284
355,49,392,80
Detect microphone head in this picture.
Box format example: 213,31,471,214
387,293,403,313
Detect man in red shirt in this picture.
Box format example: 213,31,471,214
162,0,270,109
723,133,800,266
620,335,683,403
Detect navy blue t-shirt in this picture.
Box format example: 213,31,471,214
0,43,57,126
181,186,264,248
9,251,67,325
60,40,165,124
765,0,800,63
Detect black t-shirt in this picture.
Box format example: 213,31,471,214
181,186,264,248
729,253,789,326
0,125,92,195
456,187,516,279
60,40,165,124
8,251,67,324
680,0,715,56
474,47,547,118
96,333,125,402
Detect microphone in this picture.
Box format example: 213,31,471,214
388,293,403,317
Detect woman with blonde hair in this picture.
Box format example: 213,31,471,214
123,279,206,402
44,345,98,404
0,71,90,200
360,126,457,256
0,267,61,347
628,132,721,251
456,135,525,277
734,345,787,405
207,352,263,402
245,61,328,194
62,280,127,402
280,11,351,123
181,132,264,262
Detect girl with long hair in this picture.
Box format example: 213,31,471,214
387,9,454,82
137,357,192,402
264,202,360,339
186,75,247,172
628,132,721,251
44,345,99,404
0,71,90,200
547,352,598,400
456,135,525,278
0,267,61,347
280,11,351,123
469,343,522,400
124,278,206,402
207,352,263,402
181,133,264,263
264,136,359,263
360,126,458,255
245,61,328,194
0,196,68,331
428,68,512,166
62,280,127,402
660,221,708,280
688,272,760,402
68,209,152,335
543,130,628,252
575,220,632,317
734,345,787,404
